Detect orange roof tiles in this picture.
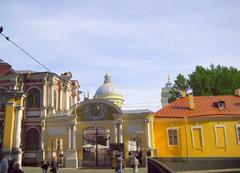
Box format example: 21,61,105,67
155,95,240,118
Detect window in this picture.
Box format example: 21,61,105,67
27,88,41,109
191,126,204,148
25,128,39,151
214,125,227,147
167,127,180,146
236,125,240,144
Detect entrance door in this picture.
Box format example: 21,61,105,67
82,126,110,167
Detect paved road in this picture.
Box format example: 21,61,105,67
23,167,147,173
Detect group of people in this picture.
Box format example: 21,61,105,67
115,155,139,173
0,153,23,173
41,160,58,173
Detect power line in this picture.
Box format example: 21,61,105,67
0,26,50,71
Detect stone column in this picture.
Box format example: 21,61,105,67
119,121,123,143
14,105,24,166
65,85,70,110
59,86,63,112
72,123,77,150
40,119,46,161
145,119,151,149
66,122,78,168
41,81,47,117
114,122,118,143
49,81,54,115
68,125,72,150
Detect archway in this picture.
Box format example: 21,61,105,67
23,128,40,166
82,126,110,166
128,138,143,166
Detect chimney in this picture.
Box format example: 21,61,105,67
181,90,187,98
188,93,195,110
235,88,240,97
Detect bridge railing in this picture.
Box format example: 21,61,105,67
147,158,175,173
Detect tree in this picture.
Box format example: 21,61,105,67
168,74,189,103
169,65,240,103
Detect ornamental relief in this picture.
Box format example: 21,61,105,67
84,104,108,121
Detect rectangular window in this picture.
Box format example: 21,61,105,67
236,125,240,144
191,126,204,148
167,128,180,146
214,125,227,147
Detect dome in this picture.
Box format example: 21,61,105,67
94,73,124,107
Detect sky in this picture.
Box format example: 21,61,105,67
0,0,240,111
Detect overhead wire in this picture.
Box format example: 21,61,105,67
0,26,50,72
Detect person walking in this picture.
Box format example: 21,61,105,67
41,161,49,173
0,153,8,173
11,163,24,173
131,156,139,173
50,160,58,173
115,155,123,173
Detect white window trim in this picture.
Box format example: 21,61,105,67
236,124,240,145
214,124,227,147
167,127,180,147
191,125,204,148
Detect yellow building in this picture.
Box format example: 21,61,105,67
154,91,240,159
40,73,156,167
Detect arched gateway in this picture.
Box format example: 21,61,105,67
45,98,155,168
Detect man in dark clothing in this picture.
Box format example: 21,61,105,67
11,163,23,173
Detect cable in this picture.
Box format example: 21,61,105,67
0,26,50,71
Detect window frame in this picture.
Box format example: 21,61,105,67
236,124,240,145
191,125,204,148
167,127,180,147
214,124,227,148
27,88,41,109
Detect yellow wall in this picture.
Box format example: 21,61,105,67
154,117,240,157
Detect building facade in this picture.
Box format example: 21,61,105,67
0,60,155,168
0,60,80,166
154,91,240,159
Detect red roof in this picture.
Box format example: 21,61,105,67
155,95,240,118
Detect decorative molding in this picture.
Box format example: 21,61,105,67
166,127,180,147
191,125,204,148
214,124,227,147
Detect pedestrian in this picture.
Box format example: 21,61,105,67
41,161,48,173
115,155,123,173
11,163,24,173
0,153,8,173
50,160,58,173
131,156,139,173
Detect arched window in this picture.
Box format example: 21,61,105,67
27,88,41,109
25,128,39,151
54,90,57,110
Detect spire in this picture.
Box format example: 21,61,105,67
168,73,170,82
104,73,111,84
165,73,172,87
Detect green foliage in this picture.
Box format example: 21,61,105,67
168,74,189,103
169,64,240,103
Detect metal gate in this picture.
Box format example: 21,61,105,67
82,126,110,167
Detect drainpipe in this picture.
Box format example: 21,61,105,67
184,116,189,157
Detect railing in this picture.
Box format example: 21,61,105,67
148,158,175,173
